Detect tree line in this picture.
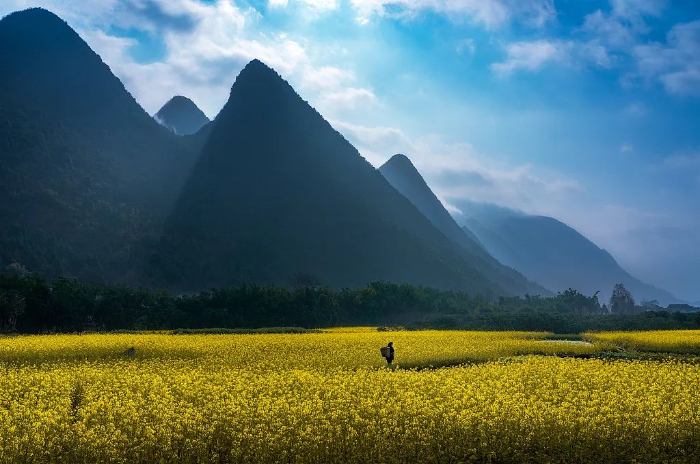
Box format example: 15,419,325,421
0,271,697,334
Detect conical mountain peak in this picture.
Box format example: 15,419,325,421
237,59,281,81
158,61,508,294
0,8,205,286
0,7,88,53
381,153,425,179
0,6,155,130
1,7,69,29
214,59,298,123
380,154,432,192
165,95,198,106
385,153,414,167
380,153,547,296
155,95,210,135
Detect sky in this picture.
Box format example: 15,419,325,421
2,0,699,301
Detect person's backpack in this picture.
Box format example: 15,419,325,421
380,346,391,358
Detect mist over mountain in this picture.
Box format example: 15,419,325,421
154,96,210,135
149,60,511,294
379,154,547,296
450,200,680,305
0,8,202,283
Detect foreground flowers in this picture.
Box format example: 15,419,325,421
0,330,698,463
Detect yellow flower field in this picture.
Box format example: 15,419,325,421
0,330,698,463
586,329,700,354
0,330,598,369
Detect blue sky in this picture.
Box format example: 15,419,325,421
2,0,699,301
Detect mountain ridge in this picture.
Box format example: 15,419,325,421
150,60,509,294
379,154,548,296
451,200,680,305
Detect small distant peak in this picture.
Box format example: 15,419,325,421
169,95,194,103
380,153,418,172
154,94,209,135
160,95,199,110
388,153,413,165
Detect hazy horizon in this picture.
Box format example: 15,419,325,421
1,0,698,300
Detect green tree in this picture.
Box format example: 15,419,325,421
610,284,636,315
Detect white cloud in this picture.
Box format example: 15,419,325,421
456,38,476,55
302,0,339,12
320,87,377,112
491,40,571,76
623,101,648,117
268,0,289,8
630,20,700,96
299,66,378,114
660,69,700,96
620,144,634,153
577,0,667,61
491,0,698,95
300,66,354,90
581,9,640,50
350,0,555,29
577,40,613,68
332,120,581,213
491,0,662,77
610,0,665,19
3,0,371,116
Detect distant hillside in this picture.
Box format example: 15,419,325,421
450,200,679,305
149,60,506,295
379,154,548,296
154,96,210,135
0,8,201,283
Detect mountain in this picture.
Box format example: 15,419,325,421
450,200,679,305
154,96,210,135
379,154,547,296
149,60,513,295
0,8,201,283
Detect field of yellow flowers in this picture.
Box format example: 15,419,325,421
587,329,700,354
0,329,699,463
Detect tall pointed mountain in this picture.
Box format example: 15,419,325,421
154,96,210,135
450,200,679,305
0,8,201,283
0,8,157,138
379,154,547,296
150,60,516,294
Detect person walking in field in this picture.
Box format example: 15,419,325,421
381,342,395,366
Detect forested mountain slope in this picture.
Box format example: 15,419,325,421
0,8,201,283
379,154,547,296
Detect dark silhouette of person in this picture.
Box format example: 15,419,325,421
385,341,395,365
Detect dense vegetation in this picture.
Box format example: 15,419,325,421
1,272,697,334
